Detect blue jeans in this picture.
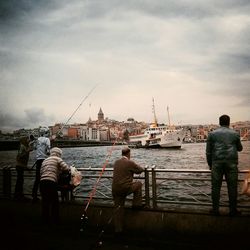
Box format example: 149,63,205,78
211,162,238,213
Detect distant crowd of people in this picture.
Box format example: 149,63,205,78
13,114,249,238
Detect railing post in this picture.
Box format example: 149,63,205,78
151,165,157,209
3,166,12,198
144,166,150,208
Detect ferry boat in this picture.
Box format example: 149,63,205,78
129,99,184,148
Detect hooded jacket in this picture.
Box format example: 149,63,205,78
206,126,243,167
35,136,51,160
40,147,69,183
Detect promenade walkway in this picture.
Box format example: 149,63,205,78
1,197,249,250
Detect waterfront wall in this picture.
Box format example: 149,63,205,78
1,165,250,238
85,204,250,237
2,198,249,238
0,139,115,151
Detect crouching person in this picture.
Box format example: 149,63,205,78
40,147,70,225
112,147,144,239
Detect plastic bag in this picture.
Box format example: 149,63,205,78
70,166,82,187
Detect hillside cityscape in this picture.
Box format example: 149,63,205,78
0,107,249,142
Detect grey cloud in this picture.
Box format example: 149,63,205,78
0,113,25,129
0,108,55,132
1,0,250,24
0,0,249,127
77,0,250,20
220,54,250,74
24,108,53,124
225,80,250,106
0,0,58,21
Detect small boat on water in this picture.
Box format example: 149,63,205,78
129,99,185,148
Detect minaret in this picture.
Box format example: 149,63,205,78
98,108,104,123
152,98,158,127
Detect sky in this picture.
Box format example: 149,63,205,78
0,0,250,132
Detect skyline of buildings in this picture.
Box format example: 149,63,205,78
1,107,249,142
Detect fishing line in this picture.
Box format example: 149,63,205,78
80,138,118,232
90,205,121,249
85,138,117,212
56,84,98,137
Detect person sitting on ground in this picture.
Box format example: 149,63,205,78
241,171,250,196
40,147,70,225
112,147,145,237
14,136,33,201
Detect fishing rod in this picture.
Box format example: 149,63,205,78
31,85,98,170
55,84,98,138
80,138,118,232
90,205,121,249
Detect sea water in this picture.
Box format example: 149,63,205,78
0,141,249,210
0,141,249,170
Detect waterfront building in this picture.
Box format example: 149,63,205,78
1,108,249,143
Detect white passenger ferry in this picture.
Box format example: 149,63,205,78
129,99,184,148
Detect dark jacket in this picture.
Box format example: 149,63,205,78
206,126,243,167
16,137,31,168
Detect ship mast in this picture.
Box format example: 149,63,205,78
152,97,158,127
167,106,171,127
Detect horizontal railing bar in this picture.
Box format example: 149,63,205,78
1,165,249,212
79,167,249,174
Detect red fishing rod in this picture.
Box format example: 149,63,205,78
80,138,118,232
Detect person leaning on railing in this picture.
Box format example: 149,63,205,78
40,147,70,225
32,127,51,203
112,147,145,240
14,135,33,201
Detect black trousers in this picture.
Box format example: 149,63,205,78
40,180,59,224
14,166,24,198
32,159,44,198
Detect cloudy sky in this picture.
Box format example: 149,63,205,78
0,0,250,132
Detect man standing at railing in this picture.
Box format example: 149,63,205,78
112,147,145,240
14,136,33,201
32,127,51,203
206,114,243,216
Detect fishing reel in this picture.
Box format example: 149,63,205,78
79,211,88,232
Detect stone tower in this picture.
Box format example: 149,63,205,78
98,108,104,123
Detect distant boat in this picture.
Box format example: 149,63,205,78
129,99,184,148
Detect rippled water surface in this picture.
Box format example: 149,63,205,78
0,141,249,211
0,141,249,170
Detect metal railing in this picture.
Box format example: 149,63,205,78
1,165,250,213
